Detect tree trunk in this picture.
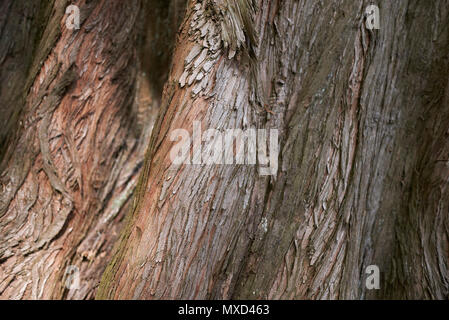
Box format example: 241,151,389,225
0,0,184,299
97,0,449,300
1,0,448,301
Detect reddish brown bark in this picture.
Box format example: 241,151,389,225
1,0,448,301
0,0,184,299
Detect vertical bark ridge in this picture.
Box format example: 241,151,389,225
99,0,449,300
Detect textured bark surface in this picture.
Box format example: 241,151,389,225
1,0,448,301
97,0,449,300
0,0,184,300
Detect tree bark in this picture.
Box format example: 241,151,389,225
1,0,448,301
97,0,449,300
0,0,184,299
